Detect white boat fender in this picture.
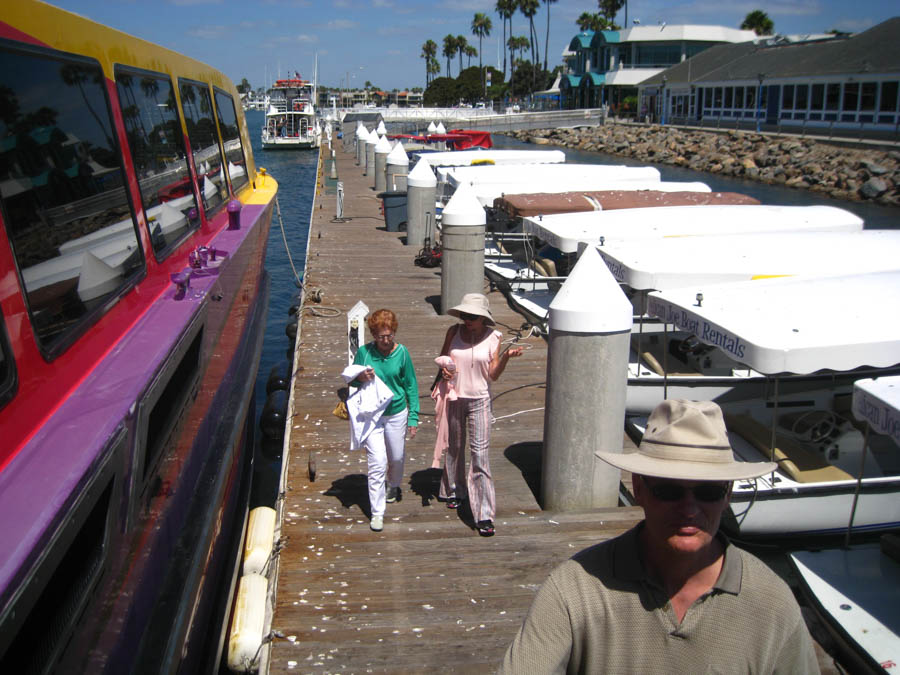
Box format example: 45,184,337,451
243,507,277,576
226,573,268,672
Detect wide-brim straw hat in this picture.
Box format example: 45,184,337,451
447,293,495,326
596,399,776,481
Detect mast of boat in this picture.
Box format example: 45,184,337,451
313,52,318,106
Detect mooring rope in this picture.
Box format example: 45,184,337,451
275,196,303,289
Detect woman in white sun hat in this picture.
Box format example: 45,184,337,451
437,293,522,537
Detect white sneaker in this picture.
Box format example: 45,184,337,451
370,515,383,531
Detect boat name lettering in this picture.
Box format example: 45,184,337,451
648,299,700,335
860,397,900,442
603,259,626,282
700,322,746,359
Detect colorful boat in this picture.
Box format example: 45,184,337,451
0,2,277,671
261,76,320,149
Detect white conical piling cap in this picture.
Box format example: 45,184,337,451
374,134,392,154
435,121,447,134
407,157,437,187
441,184,485,226
427,121,437,133
366,130,379,146
376,120,387,135
549,247,633,334
356,125,368,140
386,142,409,166
77,251,122,302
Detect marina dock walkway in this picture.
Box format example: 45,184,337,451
267,145,642,673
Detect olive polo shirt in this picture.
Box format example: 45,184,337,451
499,524,819,674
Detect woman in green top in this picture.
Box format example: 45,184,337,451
353,309,419,531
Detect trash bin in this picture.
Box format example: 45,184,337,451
377,191,407,232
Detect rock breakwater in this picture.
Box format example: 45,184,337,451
509,126,900,206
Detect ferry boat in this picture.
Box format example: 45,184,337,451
261,76,320,150
0,2,277,671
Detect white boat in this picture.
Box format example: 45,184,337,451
501,205,864,329
645,272,900,539
416,149,565,167
261,76,320,150
474,180,712,208
790,375,900,673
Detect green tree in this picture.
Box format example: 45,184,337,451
597,0,625,26
472,12,493,97
423,76,459,107
237,78,251,94
428,56,442,84
442,34,457,77
507,35,530,84
519,0,540,67
465,45,478,68
543,0,558,71
456,35,468,75
741,9,774,35
495,0,515,80
421,39,438,86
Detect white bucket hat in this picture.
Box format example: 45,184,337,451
596,399,776,481
447,293,495,326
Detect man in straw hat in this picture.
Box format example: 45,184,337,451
500,399,819,674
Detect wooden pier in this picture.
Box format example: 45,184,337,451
265,145,641,673
264,142,839,674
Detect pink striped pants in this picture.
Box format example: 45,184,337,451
440,396,495,524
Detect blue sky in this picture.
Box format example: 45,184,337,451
49,1,898,92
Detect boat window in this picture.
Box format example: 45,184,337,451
115,67,201,260
0,314,15,409
213,89,248,193
178,79,227,216
0,44,144,359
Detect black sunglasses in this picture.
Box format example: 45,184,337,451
644,479,729,503
459,312,480,321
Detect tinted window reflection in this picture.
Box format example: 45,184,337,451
0,47,143,356
178,80,226,214
0,314,14,409
213,90,248,193
116,68,200,258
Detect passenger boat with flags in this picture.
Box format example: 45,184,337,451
262,74,320,150
0,1,277,671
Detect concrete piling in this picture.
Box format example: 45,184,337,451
365,131,378,177
356,126,368,166
374,134,391,192
406,158,437,249
440,185,485,314
385,142,409,192
541,246,633,510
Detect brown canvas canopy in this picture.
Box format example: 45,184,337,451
493,190,759,219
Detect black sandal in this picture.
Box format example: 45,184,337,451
476,520,495,537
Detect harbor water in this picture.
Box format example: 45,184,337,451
247,119,898,508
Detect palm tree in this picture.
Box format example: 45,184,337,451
741,9,774,36
543,0,558,71
518,0,540,67
472,12,493,97
428,57,441,84
495,0,516,81
508,35,530,82
465,45,478,68
456,35,468,75
597,0,625,28
421,39,438,86
442,34,457,77
576,12,606,32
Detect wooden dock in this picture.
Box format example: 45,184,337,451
265,145,641,673
264,142,840,674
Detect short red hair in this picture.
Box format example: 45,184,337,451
368,309,398,335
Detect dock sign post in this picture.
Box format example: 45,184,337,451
347,300,369,364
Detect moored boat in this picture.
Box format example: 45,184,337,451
261,76,320,150
0,2,277,671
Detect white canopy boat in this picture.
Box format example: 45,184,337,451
644,271,900,539
790,376,900,674
415,148,565,167
440,163,661,191
500,205,864,330
474,180,711,209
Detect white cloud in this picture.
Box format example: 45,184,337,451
187,25,228,39
326,19,358,29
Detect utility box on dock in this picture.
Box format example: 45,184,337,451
377,191,407,232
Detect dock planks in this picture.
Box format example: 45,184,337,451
267,144,641,673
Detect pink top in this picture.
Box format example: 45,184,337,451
449,329,501,399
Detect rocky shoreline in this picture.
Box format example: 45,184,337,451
507,125,900,207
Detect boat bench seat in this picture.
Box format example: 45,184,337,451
633,335,700,377
725,413,854,484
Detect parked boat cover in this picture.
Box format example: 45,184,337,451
493,190,759,218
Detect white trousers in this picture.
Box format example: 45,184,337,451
365,409,407,517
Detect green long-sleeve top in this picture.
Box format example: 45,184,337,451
352,342,419,426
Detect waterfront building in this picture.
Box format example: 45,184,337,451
639,17,900,134
317,88,423,109
561,25,755,113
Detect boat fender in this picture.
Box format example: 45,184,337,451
266,361,291,394
285,317,298,341
260,389,288,440
243,507,277,575
226,573,268,672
